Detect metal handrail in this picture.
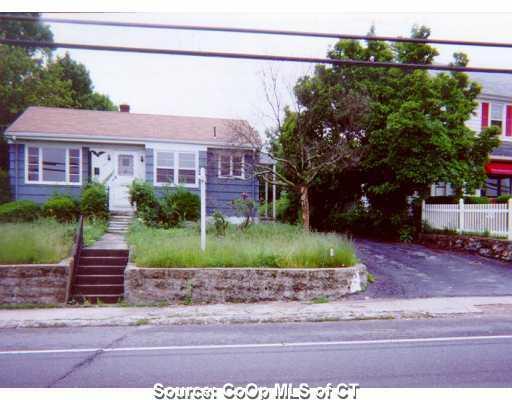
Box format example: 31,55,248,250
66,215,84,303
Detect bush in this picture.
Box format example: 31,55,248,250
0,200,40,222
258,192,292,222
129,182,200,228
43,195,79,223
496,195,512,203
212,210,228,236
163,186,200,222
425,196,458,204
464,196,490,204
129,180,158,211
0,169,10,204
81,182,109,219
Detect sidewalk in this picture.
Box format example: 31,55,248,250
2,296,512,329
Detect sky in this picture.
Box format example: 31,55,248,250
46,12,512,134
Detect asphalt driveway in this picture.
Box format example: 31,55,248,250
354,239,512,299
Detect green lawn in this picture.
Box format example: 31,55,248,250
128,221,358,268
0,218,107,264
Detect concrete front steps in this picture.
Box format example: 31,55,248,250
107,211,134,234
71,248,129,304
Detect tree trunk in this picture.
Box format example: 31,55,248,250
300,185,310,231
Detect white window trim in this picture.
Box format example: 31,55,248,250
218,153,245,180
154,150,199,188
24,144,82,186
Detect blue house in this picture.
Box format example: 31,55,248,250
4,105,261,217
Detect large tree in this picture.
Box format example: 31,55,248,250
246,66,369,231
0,13,116,171
312,25,499,234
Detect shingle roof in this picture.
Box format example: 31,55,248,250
492,142,512,158
6,106,256,145
466,72,512,100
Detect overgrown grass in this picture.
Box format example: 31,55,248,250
0,218,107,264
128,221,358,268
83,218,108,246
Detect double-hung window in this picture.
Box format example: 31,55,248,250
218,153,244,179
155,151,197,187
26,146,81,185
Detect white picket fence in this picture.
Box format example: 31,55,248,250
422,199,512,239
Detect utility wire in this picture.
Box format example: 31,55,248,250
1,14,512,49
1,38,512,74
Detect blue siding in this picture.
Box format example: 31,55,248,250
206,149,259,216
9,143,90,204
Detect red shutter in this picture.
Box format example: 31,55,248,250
506,105,512,137
481,102,489,130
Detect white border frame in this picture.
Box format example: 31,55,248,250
154,150,199,188
217,153,245,180
24,143,82,186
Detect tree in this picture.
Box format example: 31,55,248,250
0,14,117,169
236,67,369,231
320,25,500,234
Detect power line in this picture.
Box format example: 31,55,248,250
2,38,512,74
1,14,512,50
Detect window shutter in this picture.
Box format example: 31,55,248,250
506,105,512,137
481,102,489,130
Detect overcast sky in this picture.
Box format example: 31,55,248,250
47,12,512,134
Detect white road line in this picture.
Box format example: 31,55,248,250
1,334,512,356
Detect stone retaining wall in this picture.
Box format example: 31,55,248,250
124,264,367,304
0,262,69,304
419,233,512,262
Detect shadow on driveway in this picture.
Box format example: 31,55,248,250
353,239,512,299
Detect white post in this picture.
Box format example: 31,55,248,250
421,199,426,228
458,198,464,234
264,176,269,218
199,167,206,251
272,164,277,220
508,198,512,241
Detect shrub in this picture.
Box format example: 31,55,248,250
0,169,10,204
258,192,292,222
163,186,200,222
81,182,109,219
464,196,490,204
129,180,158,211
43,195,79,223
232,192,256,230
212,210,228,236
425,196,458,204
0,200,40,222
496,195,512,203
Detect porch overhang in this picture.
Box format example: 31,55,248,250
485,162,512,176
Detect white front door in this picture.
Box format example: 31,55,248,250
110,152,144,210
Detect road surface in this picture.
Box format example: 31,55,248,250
1,315,512,388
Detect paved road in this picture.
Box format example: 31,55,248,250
1,316,512,388
355,239,512,299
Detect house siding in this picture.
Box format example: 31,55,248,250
206,149,259,216
8,143,90,204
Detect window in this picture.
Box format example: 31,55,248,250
432,182,453,197
118,154,134,176
178,153,196,184
155,151,197,186
218,153,244,179
490,103,504,133
156,151,174,184
26,146,81,185
484,177,512,197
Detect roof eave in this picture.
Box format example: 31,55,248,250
3,131,254,149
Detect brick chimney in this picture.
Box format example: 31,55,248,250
120,103,130,113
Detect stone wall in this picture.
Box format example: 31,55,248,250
0,263,69,304
124,264,367,304
419,233,512,262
